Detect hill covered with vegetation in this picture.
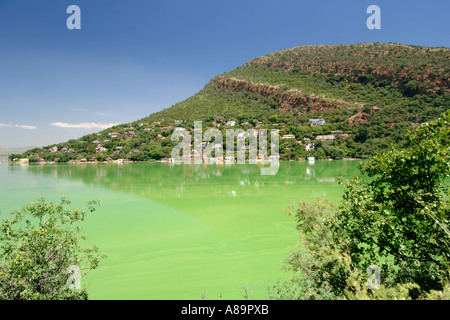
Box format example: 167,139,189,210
11,43,449,163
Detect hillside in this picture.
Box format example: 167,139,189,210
12,43,450,162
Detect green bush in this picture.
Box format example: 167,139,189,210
272,110,450,300
0,197,105,300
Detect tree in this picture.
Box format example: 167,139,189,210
0,197,105,300
274,110,450,300
8,154,21,161
354,126,372,143
338,110,450,293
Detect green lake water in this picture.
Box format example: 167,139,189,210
0,160,362,300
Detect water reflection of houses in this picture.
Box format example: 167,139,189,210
305,166,315,180
16,158,358,205
316,177,336,183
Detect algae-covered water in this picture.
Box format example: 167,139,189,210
0,160,361,299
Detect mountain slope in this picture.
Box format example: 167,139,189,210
14,43,450,162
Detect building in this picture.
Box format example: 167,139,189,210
109,132,120,138
226,120,236,127
281,134,296,139
96,145,108,153
174,127,187,133
309,118,326,126
237,132,248,140
124,131,135,140
315,134,335,142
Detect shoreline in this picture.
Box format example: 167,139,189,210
6,157,364,166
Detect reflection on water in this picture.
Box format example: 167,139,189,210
8,160,362,202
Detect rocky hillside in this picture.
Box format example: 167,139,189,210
13,43,450,162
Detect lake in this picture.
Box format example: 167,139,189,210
0,160,362,299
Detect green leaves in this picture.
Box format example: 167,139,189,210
277,110,450,299
340,110,450,293
0,197,104,300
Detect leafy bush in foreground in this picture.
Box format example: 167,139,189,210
272,110,450,300
0,197,105,300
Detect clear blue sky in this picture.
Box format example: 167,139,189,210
0,0,449,148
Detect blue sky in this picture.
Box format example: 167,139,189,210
0,0,449,148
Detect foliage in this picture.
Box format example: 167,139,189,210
0,197,105,300
272,110,450,299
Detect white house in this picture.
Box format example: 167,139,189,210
309,118,326,126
